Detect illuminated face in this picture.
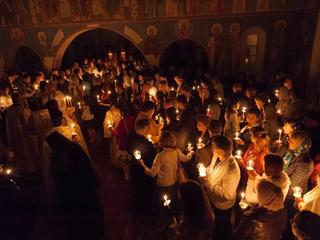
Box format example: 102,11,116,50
288,137,299,151
197,121,207,133
246,113,259,126
283,122,294,135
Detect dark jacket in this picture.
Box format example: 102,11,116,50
232,206,287,240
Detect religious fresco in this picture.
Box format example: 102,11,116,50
174,19,194,39
143,25,160,57
0,0,317,27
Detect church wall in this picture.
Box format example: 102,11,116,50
0,0,318,97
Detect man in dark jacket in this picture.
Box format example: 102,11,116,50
45,116,104,240
126,118,156,216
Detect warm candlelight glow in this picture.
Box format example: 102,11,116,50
277,109,282,115
234,132,240,140
82,85,86,91
276,129,282,143
71,124,76,136
163,194,171,207
96,95,100,103
293,186,302,198
133,150,141,160
245,58,249,64
6,168,12,175
107,120,112,129
239,192,249,209
235,150,242,160
275,89,279,97
197,163,206,177
246,160,254,170
147,134,153,143
34,84,39,90
197,138,203,149
108,90,111,95
77,102,81,109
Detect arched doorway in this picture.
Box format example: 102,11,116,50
60,28,145,69
159,39,210,83
15,46,43,73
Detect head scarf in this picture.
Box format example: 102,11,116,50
283,136,312,171
257,180,284,212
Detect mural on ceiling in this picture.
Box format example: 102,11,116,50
0,0,317,27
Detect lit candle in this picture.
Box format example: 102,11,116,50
242,107,247,121
239,192,249,209
0,99,4,108
149,95,152,101
197,163,206,177
206,107,210,116
197,138,203,149
133,150,141,160
197,85,200,90
6,168,12,175
77,102,81,109
170,87,175,91
246,160,254,170
34,84,39,90
235,150,242,160
45,80,50,83
277,109,282,115
163,194,171,207
192,86,196,90
293,186,302,198
96,95,100,103
276,129,282,143
71,123,76,137
187,142,193,151
108,90,111,95
147,134,153,143
82,85,86,91
274,89,279,98
245,58,249,64
107,120,112,129
234,132,240,141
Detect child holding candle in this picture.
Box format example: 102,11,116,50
245,154,291,204
139,131,194,226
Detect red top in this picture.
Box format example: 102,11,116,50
112,115,135,150
241,143,266,176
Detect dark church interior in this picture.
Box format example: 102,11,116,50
0,1,320,240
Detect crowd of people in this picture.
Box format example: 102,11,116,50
0,49,320,240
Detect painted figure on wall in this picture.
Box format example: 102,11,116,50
91,0,104,20
0,51,6,77
10,28,27,44
209,0,224,14
232,0,246,13
228,22,241,75
58,0,72,21
43,0,60,23
174,19,194,38
69,0,82,21
270,19,287,73
143,25,160,56
186,0,200,15
165,0,179,17
256,0,270,12
208,23,224,71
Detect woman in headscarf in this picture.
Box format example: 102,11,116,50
232,180,287,239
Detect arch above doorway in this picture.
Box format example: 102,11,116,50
15,46,43,73
159,39,210,83
52,26,146,69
